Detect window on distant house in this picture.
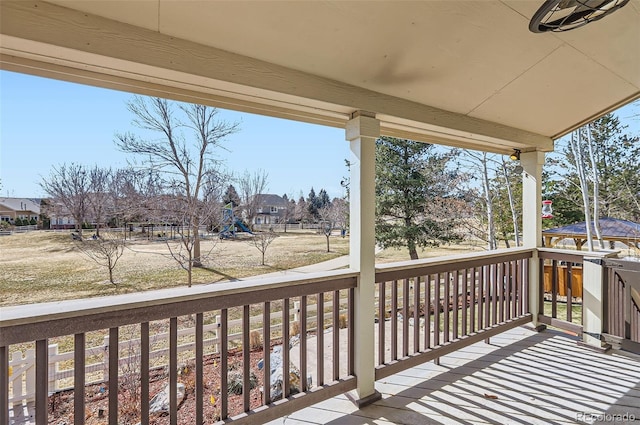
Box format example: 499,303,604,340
270,206,278,213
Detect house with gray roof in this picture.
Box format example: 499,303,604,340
0,197,40,224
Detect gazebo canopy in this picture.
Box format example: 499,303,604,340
543,217,640,249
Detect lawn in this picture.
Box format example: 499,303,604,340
0,230,349,306
0,230,486,306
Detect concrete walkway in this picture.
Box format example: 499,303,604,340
248,246,384,280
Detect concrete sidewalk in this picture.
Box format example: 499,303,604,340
248,246,383,279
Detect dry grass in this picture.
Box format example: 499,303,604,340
376,241,487,263
0,230,349,306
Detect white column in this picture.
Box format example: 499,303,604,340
345,111,381,406
582,252,617,350
521,151,544,327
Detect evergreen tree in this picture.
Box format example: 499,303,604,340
546,113,640,224
318,188,331,209
375,137,462,260
307,187,321,221
222,184,241,208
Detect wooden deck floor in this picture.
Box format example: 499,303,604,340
267,327,640,425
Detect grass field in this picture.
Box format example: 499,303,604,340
0,230,350,306
0,230,486,306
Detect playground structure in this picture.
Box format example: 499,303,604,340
219,203,253,239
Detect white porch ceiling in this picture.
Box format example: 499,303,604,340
1,1,639,154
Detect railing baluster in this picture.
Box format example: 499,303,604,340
414,277,421,353
462,269,468,336
36,339,48,425
567,263,573,323
348,288,355,376
424,275,431,350
552,259,558,318
453,270,459,340
538,258,544,316
516,260,522,317
243,305,250,412
524,258,530,315
74,333,85,425
316,295,324,385
284,298,291,396
301,295,308,391
378,281,386,365
403,278,409,357
498,263,505,323
478,266,484,331
444,272,450,343
470,268,476,333
109,328,118,425
0,345,7,425
263,301,271,404
170,318,177,425
511,261,518,319
492,264,498,326
332,292,339,381
141,322,150,425
391,280,398,360
195,314,203,424
484,265,491,329
221,309,228,419
434,273,441,347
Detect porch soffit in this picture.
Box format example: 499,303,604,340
1,1,639,153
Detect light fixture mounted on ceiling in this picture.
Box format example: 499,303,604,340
529,0,630,33
509,149,521,161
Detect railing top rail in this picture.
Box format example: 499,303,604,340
538,247,620,262
375,247,534,282
0,269,358,346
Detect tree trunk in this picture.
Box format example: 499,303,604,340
502,159,520,247
326,235,330,253
193,224,202,267
570,130,594,251
482,153,496,250
408,240,419,260
586,125,605,249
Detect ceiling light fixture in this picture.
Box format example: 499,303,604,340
509,149,521,161
529,0,630,33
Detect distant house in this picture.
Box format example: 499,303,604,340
42,201,77,230
0,197,40,224
252,194,289,225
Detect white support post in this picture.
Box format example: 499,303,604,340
521,151,545,329
581,253,617,351
345,111,381,407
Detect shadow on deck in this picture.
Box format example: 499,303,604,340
269,327,640,425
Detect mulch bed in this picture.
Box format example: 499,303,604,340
48,348,268,425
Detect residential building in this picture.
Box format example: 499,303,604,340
252,194,289,225
0,197,40,224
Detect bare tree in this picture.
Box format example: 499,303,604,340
248,230,279,265
88,166,113,237
500,157,521,247
568,130,595,251
585,124,605,249
318,203,335,253
116,96,239,286
461,151,497,250
75,232,125,286
238,169,269,230
40,163,90,235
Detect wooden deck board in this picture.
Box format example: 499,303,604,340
267,327,640,425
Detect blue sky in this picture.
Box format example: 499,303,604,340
0,70,350,200
1,70,639,201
